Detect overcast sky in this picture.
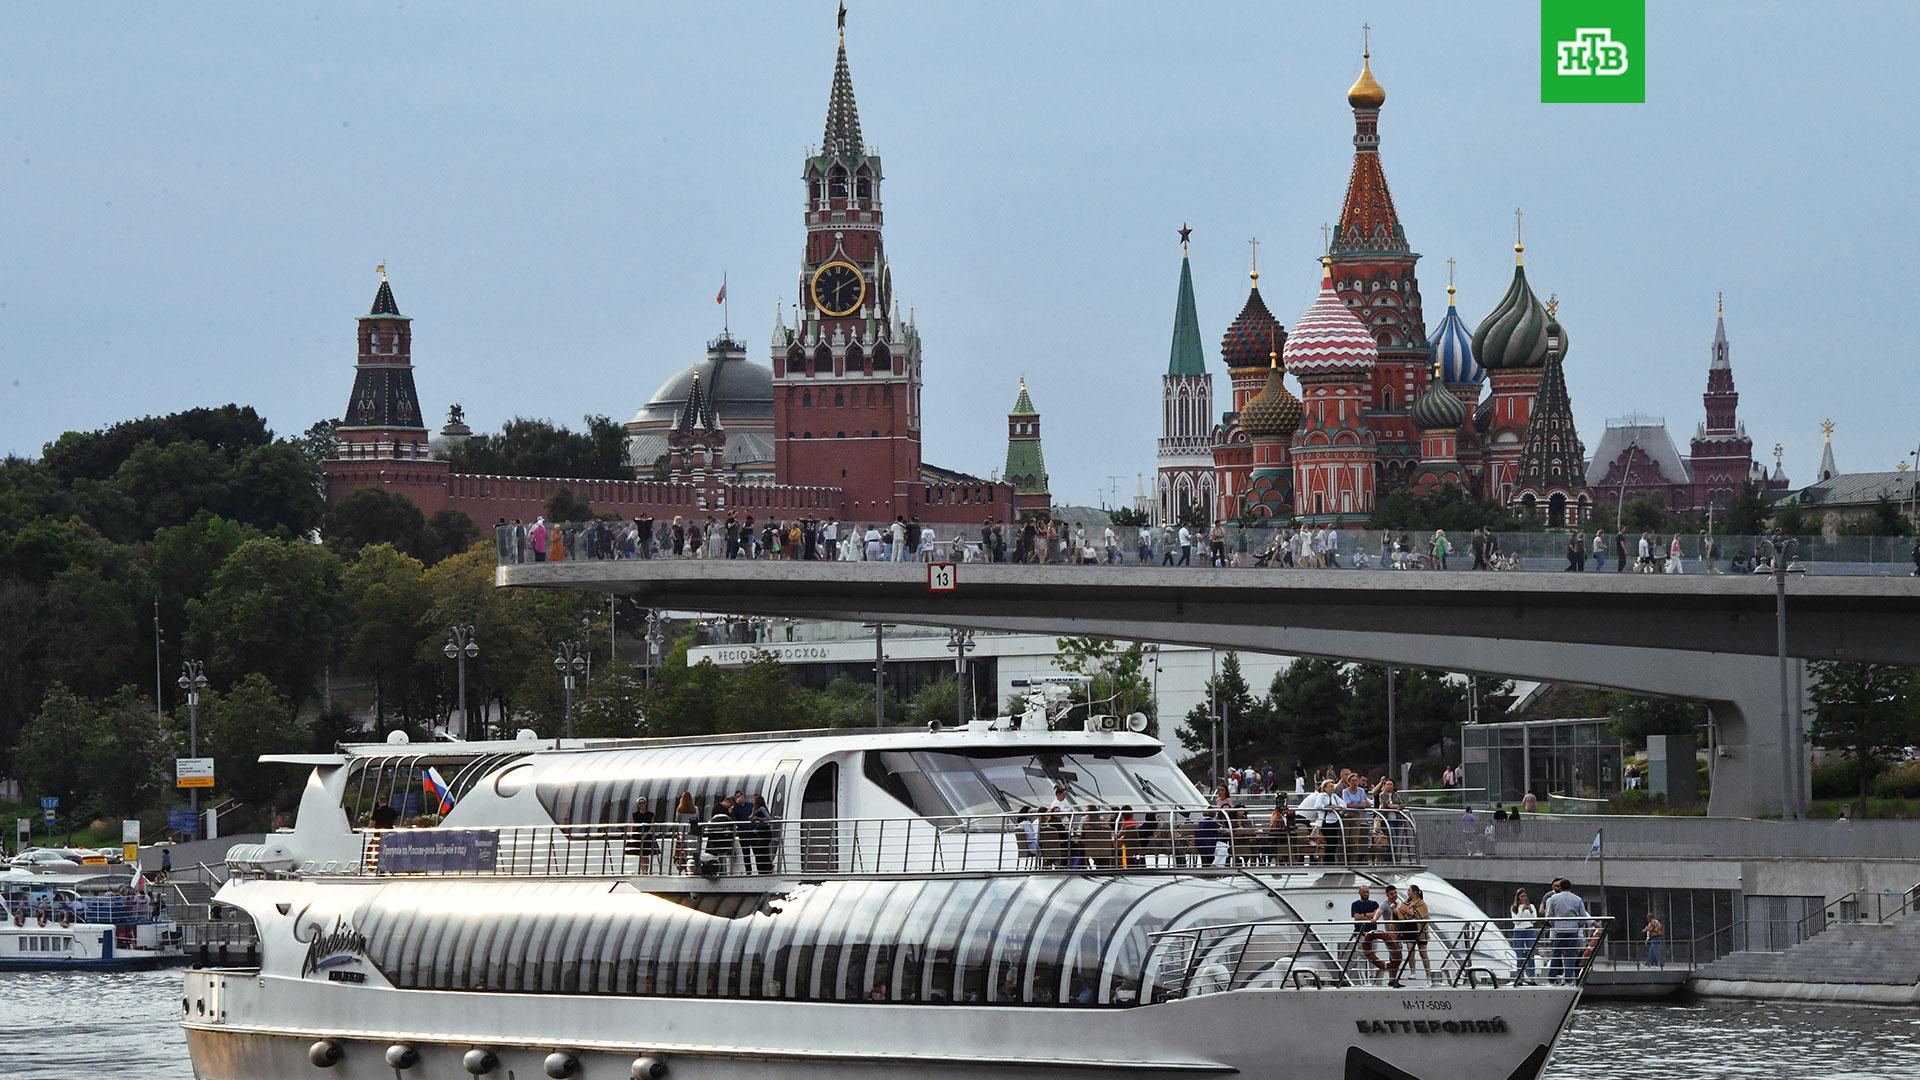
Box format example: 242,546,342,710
4,2,1917,503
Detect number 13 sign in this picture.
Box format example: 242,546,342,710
927,563,957,592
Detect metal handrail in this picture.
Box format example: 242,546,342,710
329,806,1422,880
1147,916,1611,999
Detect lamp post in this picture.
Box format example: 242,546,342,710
862,622,895,728
642,610,664,690
944,628,977,727
1762,537,1805,819
553,641,588,739
1386,665,1398,788
1144,644,1162,733
443,626,478,740
177,660,208,833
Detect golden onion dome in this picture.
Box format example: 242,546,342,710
1347,53,1386,110
1241,355,1303,439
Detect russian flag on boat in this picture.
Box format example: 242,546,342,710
422,768,455,815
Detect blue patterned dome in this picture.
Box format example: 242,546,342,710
1430,282,1482,385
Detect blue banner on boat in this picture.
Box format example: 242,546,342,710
379,830,498,873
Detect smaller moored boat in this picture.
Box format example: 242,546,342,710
0,867,187,971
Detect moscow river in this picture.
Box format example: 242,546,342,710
4,970,1918,1079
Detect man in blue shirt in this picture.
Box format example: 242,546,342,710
1350,885,1397,984
1541,878,1593,984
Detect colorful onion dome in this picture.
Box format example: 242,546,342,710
1281,258,1379,376
1409,374,1468,431
1241,353,1303,438
1429,281,1483,385
1348,51,1386,110
1473,245,1549,371
1220,268,1283,370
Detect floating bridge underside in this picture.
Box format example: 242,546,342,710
499,561,1920,820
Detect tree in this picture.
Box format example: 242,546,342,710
1335,666,1474,775
186,537,342,707
1180,651,1257,758
324,487,426,557
1837,496,1914,538
113,438,232,537
574,660,649,739
230,441,326,536
1369,484,1528,533
1806,661,1919,806
1719,482,1771,539
1175,502,1210,530
340,544,433,728
87,687,171,819
906,677,966,728
447,415,631,480
1055,637,1158,735
1606,693,1707,752
546,486,594,523
422,509,482,565
1771,504,1815,537
15,684,96,820
1107,506,1149,527
41,404,271,487
1263,659,1351,769
293,419,340,472
198,674,307,810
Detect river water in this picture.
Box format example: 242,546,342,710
4,970,1917,1079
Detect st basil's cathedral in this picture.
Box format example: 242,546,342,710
1156,48,1592,528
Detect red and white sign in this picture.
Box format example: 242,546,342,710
927,563,958,593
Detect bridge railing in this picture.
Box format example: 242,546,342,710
492,523,1917,576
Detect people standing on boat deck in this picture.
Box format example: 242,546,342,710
1350,885,1396,983
370,801,399,829
627,797,657,873
1542,878,1592,984
1297,780,1342,862
1643,912,1665,968
1378,884,1410,986
1509,888,1540,982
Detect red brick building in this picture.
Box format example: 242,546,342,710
324,15,1016,530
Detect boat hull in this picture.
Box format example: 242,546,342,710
182,969,1578,1079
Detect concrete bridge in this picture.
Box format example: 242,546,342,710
497,560,1920,819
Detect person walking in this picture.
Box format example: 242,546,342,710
1701,531,1718,574
1591,530,1607,571
1177,524,1193,567
1636,531,1653,572
1643,912,1665,969
1666,534,1684,574
1431,529,1451,570
1614,529,1628,572
1565,533,1584,571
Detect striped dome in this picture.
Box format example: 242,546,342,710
1281,260,1378,376
1473,254,1549,371
1429,285,1482,385
1241,359,1303,439
1409,376,1467,431
1220,273,1283,370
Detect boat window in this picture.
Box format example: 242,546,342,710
899,749,1202,822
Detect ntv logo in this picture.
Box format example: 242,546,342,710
1556,28,1629,77
1540,0,1644,102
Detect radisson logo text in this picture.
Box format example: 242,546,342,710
1555,28,1629,77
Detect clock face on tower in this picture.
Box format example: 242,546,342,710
810,261,865,318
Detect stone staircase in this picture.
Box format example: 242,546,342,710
1695,919,1920,986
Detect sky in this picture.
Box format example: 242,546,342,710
4,2,1918,504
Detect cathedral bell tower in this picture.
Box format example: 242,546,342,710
337,268,430,462
772,6,924,521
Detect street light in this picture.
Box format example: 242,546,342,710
944,628,978,727
553,641,588,739
443,626,479,740
642,610,665,690
1761,536,1806,819
177,660,209,834
862,622,895,728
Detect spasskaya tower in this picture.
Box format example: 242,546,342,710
772,7,925,520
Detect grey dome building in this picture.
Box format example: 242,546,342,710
626,333,776,481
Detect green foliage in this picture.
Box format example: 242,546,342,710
1719,482,1771,538
196,674,306,809
1606,693,1707,751
1180,651,1257,755
324,487,426,558
40,405,272,487
340,544,434,727
447,415,631,481
422,509,482,565
1770,504,1815,537
186,537,342,707
545,486,594,523
1107,506,1149,527
906,677,966,729
1368,484,1528,533
1056,637,1158,735
573,660,649,739
16,685,169,822
1809,757,1859,801
14,685,97,817
1872,761,1920,800
1806,661,1919,805
1175,502,1210,530
1836,496,1914,537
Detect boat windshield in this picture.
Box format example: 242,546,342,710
867,748,1200,822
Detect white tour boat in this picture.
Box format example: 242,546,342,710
2,866,186,971
182,723,1603,1080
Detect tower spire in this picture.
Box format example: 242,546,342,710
1248,236,1260,286
1168,231,1206,376
1446,256,1456,304
1514,207,1525,265
822,5,864,160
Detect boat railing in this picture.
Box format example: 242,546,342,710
348,806,1421,879
1,894,168,927
1147,916,1611,999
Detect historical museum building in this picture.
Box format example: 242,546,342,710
1154,48,1592,528
325,15,1026,528
1585,297,1791,513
